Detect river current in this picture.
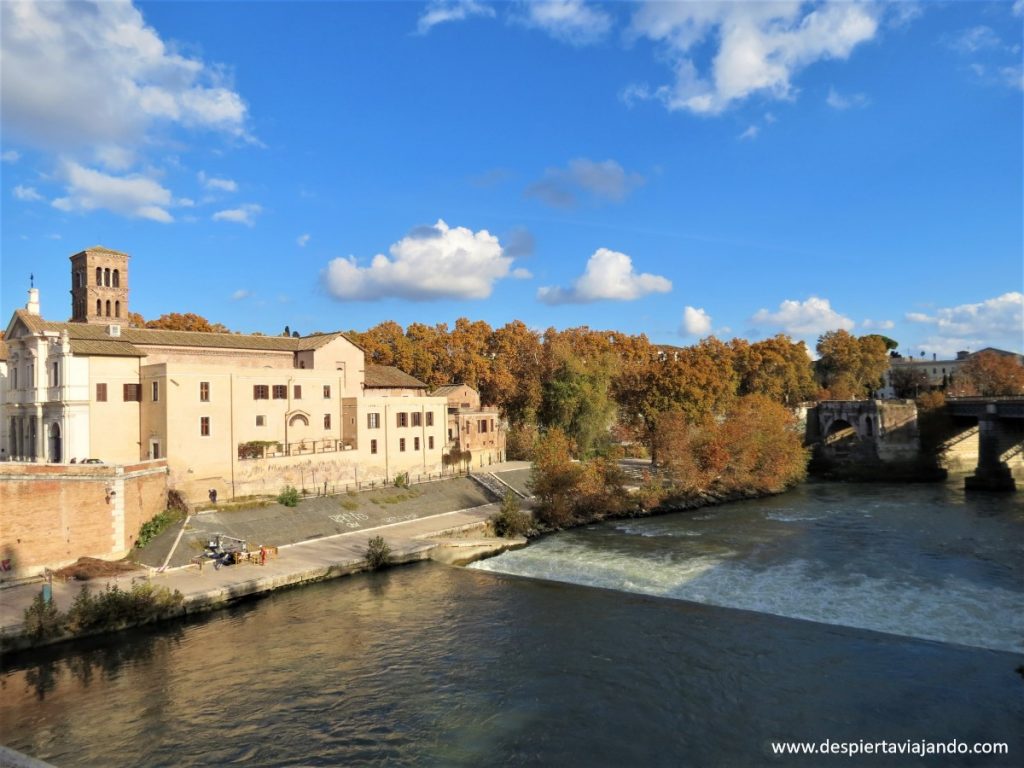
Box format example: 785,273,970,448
2,481,1022,766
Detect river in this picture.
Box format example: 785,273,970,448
2,481,1022,766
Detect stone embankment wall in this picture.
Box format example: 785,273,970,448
940,422,1024,477
0,461,168,581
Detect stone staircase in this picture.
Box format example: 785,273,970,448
469,472,527,501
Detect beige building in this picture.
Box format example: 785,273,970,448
879,348,1024,398
1,247,465,501
430,384,505,467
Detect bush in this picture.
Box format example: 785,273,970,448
277,485,300,507
340,498,359,511
136,510,179,548
65,583,184,634
365,535,392,569
393,472,410,489
491,491,532,537
23,592,63,641
166,489,189,514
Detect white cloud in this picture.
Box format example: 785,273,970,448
681,306,712,337
526,158,644,208
417,0,494,34
2,150,20,163
948,26,1005,55
515,0,612,46
538,248,672,304
861,318,895,331
739,125,759,140
826,87,869,110
297,233,311,247
231,289,251,301
94,144,136,171
1002,64,1024,91
212,203,261,226
13,184,42,201
0,0,250,152
752,296,854,335
51,160,173,222
905,292,1024,355
512,267,533,279
1015,0,1024,17
199,171,238,192
627,2,879,114
324,219,515,301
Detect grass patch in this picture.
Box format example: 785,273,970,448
340,498,360,511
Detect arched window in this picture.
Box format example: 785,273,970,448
105,300,111,317
104,268,111,287
96,267,102,285
289,414,309,427
113,269,120,288
96,299,102,315
115,301,121,318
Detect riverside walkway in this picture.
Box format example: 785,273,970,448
1,462,534,650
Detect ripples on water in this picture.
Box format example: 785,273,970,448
2,482,1022,767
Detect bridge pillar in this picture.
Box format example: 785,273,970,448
965,406,1016,492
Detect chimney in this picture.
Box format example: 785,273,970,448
932,353,936,361
26,287,40,316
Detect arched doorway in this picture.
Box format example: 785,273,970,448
49,423,62,463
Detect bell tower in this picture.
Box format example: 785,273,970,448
69,246,130,324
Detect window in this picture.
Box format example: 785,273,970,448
95,267,102,285
96,299,101,316
200,416,210,436
448,428,453,441
113,269,120,288
123,383,141,402
115,301,121,318
324,414,332,429
254,385,269,400
399,438,406,452
293,385,302,399
370,439,378,455
414,436,420,451
152,381,159,402
51,361,59,387
323,385,331,399
479,420,487,433
272,385,287,399
397,412,408,428
426,412,434,427
105,300,111,317
11,368,16,389
367,413,380,429
96,383,107,402
412,412,422,427
256,415,265,426
200,381,210,402
428,436,434,450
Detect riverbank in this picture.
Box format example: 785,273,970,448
0,465,534,654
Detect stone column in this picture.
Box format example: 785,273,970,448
965,405,1015,492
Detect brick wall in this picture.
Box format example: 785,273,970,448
0,460,168,580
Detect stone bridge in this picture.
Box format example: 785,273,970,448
807,400,920,464
945,397,1024,491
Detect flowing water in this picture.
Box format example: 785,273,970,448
1,481,1022,767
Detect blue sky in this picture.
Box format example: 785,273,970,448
2,0,1022,357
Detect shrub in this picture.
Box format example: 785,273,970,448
365,535,392,569
23,592,63,641
277,485,300,507
136,510,179,548
340,498,359,511
393,472,410,489
64,582,184,634
491,491,532,537
166,489,189,514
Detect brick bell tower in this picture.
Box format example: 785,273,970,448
69,246,130,324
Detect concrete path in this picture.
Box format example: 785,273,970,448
0,502,500,646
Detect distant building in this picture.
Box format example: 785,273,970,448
0,246,499,501
429,384,505,467
879,348,1024,398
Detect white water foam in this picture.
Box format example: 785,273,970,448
471,544,1024,654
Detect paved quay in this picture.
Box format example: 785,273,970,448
0,464,533,650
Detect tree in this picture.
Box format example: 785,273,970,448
816,330,889,399
145,313,233,333
731,334,817,405
529,428,581,528
951,351,1024,396
889,367,931,399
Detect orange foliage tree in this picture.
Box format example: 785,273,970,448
951,351,1024,396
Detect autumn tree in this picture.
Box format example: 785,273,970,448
485,320,543,426
951,351,1024,396
816,330,889,399
731,335,817,405
889,366,931,398
529,428,581,528
144,313,233,333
